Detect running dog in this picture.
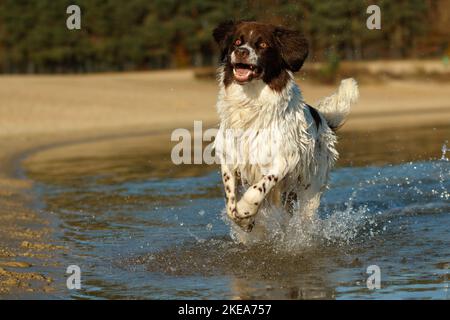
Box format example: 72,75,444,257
213,21,359,233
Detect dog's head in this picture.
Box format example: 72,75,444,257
213,21,308,89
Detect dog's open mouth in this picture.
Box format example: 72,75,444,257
232,63,260,83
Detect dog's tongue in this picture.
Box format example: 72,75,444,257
234,67,252,82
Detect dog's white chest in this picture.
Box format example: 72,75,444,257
215,82,295,183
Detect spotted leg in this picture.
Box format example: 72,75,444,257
234,162,288,231
221,165,238,218
220,164,256,232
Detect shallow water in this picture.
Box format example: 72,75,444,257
24,126,449,299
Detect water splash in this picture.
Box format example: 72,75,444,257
437,143,449,201
226,203,383,252
226,160,448,251
441,141,449,161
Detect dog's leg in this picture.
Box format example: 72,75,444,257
298,189,322,219
221,164,238,220
220,164,253,229
221,164,257,232
220,165,253,232
282,191,297,216
269,184,282,208
234,168,286,231
295,180,328,220
233,157,290,231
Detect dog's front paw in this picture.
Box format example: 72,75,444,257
227,206,255,232
235,198,258,219
234,216,255,232
229,199,258,232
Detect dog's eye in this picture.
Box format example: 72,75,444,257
234,39,241,46
259,42,268,49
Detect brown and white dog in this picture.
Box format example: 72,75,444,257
212,21,358,239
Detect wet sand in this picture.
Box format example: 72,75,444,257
0,69,449,296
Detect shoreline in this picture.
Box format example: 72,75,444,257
0,125,216,296
0,70,449,296
1,125,448,297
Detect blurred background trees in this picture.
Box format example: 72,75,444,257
0,0,448,73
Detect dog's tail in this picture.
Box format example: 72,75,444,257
315,78,359,131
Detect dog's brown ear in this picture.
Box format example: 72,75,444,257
213,21,236,60
213,20,235,45
274,27,309,72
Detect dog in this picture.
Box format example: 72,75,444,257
212,21,359,234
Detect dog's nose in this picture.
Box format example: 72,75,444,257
234,47,249,59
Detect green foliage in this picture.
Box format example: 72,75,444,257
0,0,442,73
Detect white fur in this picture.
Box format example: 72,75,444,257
214,66,358,239
316,78,359,129
231,44,258,65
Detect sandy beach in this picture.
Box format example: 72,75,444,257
0,69,449,296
